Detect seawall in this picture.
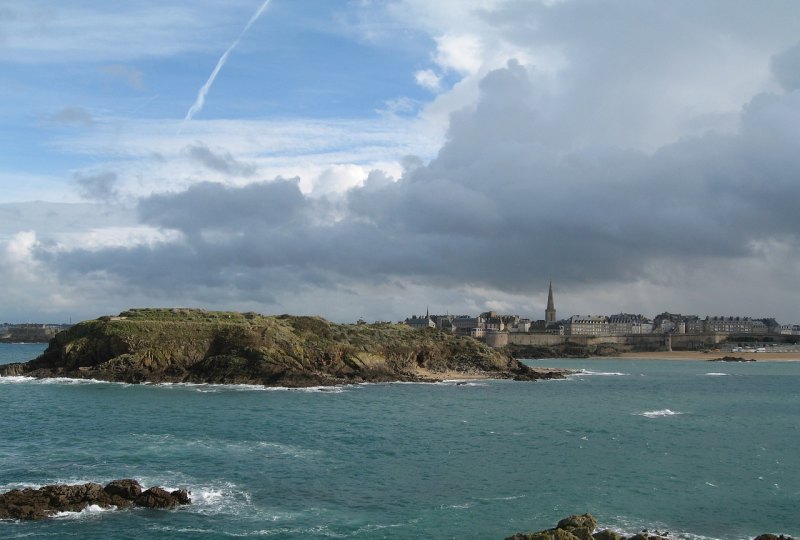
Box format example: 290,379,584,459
500,333,728,356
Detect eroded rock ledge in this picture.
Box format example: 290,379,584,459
505,513,796,540
0,479,190,520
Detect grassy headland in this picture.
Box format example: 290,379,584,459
0,308,566,386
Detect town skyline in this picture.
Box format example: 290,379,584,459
404,282,799,337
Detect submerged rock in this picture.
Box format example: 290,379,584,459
0,479,190,520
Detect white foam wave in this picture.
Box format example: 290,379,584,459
154,382,351,393
135,434,321,460
478,494,527,501
637,409,683,418
566,370,629,379
52,504,117,520
440,501,476,510
0,375,131,387
600,518,732,540
702,372,728,376
441,379,487,385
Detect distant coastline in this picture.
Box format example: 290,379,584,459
617,351,800,361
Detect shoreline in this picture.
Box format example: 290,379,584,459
615,351,800,361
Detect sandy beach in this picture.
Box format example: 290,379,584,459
616,351,800,362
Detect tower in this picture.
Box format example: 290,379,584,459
545,281,556,324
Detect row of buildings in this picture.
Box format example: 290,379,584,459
404,283,800,337
0,323,71,342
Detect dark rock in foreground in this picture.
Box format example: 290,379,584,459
0,479,190,520
506,514,795,540
0,308,568,386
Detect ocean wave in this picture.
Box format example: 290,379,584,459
154,382,351,393
702,372,728,377
441,380,488,386
636,409,683,418
571,370,629,377
133,433,322,461
52,504,118,520
0,375,134,388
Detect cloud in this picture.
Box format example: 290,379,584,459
771,41,800,91
73,171,118,201
137,179,308,235
415,69,442,91
0,2,245,63
186,143,257,176
34,57,800,321
9,1,800,323
49,107,94,127
100,64,144,90
433,34,483,74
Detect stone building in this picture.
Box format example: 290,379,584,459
607,314,653,335
564,315,609,336
704,316,764,334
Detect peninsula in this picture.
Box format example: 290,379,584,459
0,308,566,386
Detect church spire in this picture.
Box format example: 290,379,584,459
545,281,556,323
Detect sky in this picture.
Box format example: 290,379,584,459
2,0,800,325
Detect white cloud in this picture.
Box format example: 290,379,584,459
414,69,442,92
433,34,483,75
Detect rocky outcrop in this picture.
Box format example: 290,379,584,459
506,514,795,540
0,308,567,386
0,479,190,520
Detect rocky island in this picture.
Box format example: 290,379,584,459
0,308,567,386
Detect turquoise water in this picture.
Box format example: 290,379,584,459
1,345,798,539
0,342,47,365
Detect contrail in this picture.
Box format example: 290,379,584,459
183,0,272,123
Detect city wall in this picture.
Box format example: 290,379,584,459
500,332,726,351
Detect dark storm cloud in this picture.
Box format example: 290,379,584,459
771,42,800,91
137,178,306,233
39,57,800,302
186,143,257,176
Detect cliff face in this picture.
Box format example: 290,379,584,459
0,308,548,386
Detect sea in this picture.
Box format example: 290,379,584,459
0,342,798,540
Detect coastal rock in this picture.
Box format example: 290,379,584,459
0,308,567,386
0,480,190,520
593,530,624,540
506,515,795,540
134,487,190,509
103,479,143,500
558,514,598,532
507,529,584,540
